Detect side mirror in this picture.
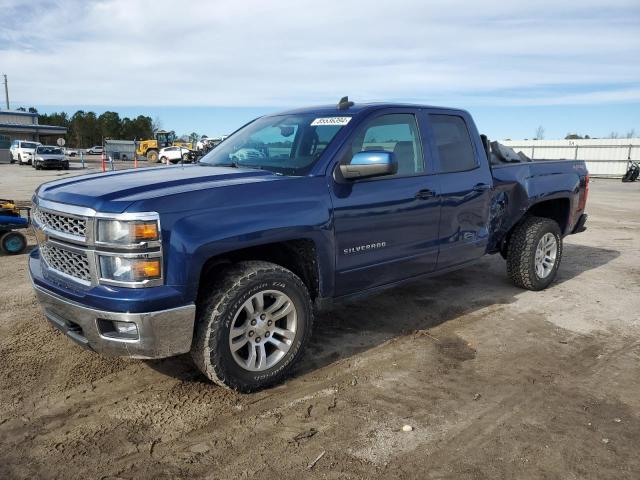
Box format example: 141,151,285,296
340,150,397,180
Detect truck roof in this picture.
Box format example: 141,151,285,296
274,102,468,117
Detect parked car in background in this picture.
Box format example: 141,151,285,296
159,146,192,164
32,146,69,170
10,140,42,165
86,146,104,155
64,147,79,157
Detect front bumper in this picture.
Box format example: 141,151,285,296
38,160,66,168
32,282,196,359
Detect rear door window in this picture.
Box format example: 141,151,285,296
429,115,477,173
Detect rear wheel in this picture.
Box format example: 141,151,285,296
0,231,27,255
507,216,562,290
160,156,168,164
182,152,190,162
191,261,313,392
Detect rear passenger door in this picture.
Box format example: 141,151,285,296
425,112,493,269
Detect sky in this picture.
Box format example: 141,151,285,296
1,0,639,140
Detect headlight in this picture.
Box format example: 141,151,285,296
98,256,162,283
36,156,43,161
97,219,159,245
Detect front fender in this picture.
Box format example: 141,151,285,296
157,176,335,303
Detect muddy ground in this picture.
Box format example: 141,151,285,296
0,175,639,479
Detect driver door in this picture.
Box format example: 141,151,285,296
330,110,441,296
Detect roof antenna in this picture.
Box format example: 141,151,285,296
337,96,354,110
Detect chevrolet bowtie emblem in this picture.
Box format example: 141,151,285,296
35,227,48,244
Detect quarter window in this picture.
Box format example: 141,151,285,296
430,114,477,173
347,113,424,176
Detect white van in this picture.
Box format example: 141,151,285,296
10,140,42,165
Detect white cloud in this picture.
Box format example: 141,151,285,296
1,0,639,107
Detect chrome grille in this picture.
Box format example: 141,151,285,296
40,244,91,283
33,206,87,238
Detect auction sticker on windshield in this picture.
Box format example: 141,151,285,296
311,117,352,126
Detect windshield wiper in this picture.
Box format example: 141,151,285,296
201,160,240,168
200,161,279,174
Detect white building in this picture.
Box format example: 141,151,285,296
502,138,639,177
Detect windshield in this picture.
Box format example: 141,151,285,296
22,142,38,149
36,146,62,154
199,114,350,175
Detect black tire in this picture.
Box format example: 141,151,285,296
182,153,190,162
63,162,69,170
160,156,168,164
18,155,22,165
147,150,159,163
191,261,313,392
35,161,41,170
507,216,563,291
0,231,27,255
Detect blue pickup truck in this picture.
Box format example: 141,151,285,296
29,99,589,391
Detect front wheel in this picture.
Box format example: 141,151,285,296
191,261,313,392
507,216,563,291
182,153,190,162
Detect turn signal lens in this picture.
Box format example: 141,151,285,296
133,222,159,241
132,259,161,279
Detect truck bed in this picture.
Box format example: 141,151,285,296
488,159,589,252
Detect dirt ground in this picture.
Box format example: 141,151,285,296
0,174,639,480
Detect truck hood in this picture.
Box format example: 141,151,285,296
36,164,281,213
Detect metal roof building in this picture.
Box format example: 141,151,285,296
0,110,67,162
0,109,67,143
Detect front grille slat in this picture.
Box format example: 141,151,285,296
40,244,91,283
33,207,87,238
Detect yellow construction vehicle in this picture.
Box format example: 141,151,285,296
136,130,193,162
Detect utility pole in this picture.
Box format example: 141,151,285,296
2,74,9,110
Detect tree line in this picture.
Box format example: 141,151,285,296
18,107,154,148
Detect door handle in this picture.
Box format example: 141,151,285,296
472,183,491,192
415,189,436,200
